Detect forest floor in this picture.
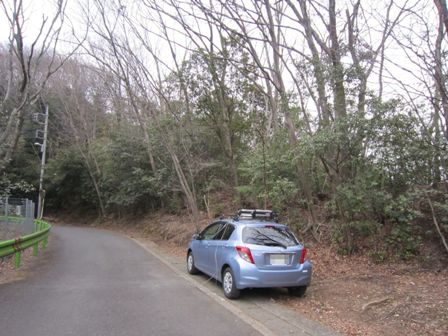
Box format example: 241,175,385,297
1,212,447,335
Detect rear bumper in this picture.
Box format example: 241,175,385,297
234,260,312,289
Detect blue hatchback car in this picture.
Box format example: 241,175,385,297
186,209,312,299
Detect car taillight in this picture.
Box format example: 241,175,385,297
299,247,308,264
236,246,254,264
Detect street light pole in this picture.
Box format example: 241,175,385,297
37,104,49,219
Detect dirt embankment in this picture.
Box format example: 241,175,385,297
281,247,448,336
3,212,447,336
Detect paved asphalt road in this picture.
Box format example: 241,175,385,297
0,226,260,336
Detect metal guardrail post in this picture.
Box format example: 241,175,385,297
15,252,21,268
15,247,21,268
33,219,37,255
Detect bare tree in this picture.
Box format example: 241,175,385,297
0,0,82,173
434,0,448,34
81,0,202,228
143,0,245,188
79,0,157,173
389,0,448,181
434,0,448,141
48,60,108,217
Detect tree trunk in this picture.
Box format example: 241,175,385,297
79,149,106,217
292,0,332,125
167,143,200,231
434,1,448,141
329,0,347,121
264,0,316,224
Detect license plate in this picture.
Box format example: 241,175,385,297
269,254,289,265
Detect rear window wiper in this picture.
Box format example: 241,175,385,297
247,237,284,247
271,227,298,244
252,232,288,249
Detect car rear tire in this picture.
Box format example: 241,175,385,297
222,267,240,299
288,286,307,297
187,251,199,275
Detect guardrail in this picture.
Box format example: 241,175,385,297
0,219,51,268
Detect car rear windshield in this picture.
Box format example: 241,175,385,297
242,226,299,248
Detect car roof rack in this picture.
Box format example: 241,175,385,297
235,209,278,221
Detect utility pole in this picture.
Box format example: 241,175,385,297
36,104,49,219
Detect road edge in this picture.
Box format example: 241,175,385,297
131,237,276,336
130,236,341,336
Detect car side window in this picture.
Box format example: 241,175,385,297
201,223,222,240
220,224,235,241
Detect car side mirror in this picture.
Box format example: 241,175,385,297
192,233,201,240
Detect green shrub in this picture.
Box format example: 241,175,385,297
237,131,299,210
331,219,381,255
384,194,422,259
